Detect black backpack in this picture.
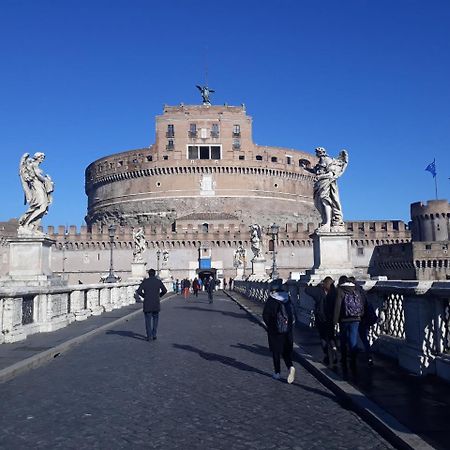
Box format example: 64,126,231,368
276,303,289,333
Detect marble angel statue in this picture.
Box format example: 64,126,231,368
301,147,348,232
18,152,54,235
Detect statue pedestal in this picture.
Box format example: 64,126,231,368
1,235,60,287
301,231,357,283
248,258,268,280
129,261,147,282
159,268,173,291
235,267,245,280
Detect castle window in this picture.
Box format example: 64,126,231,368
271,156,278,163
187,145,221,160
166,139,174,150
256,155,263,161
118,161,123,167
357,247,364,256
200,146,209,159
189,123,197,138
211,123,219,138
163,155,168,160
286,156,292,165
188,146,198,159
239,155,245,160
202,223,209,233
211,146,221,159
146,155,153,162
232,139,241,150
167,124,175,138
233,124,241,137
425,244,432,250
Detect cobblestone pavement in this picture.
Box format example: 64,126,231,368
0,292,393,450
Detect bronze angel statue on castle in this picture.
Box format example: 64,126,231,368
18,152,54,235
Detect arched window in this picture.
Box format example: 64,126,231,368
256,155,263,161
202,223,209,233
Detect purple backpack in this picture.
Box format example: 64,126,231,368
342,291,363,318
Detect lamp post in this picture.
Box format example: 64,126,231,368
105,224,117,283
270,223,280,280
156,249,161,276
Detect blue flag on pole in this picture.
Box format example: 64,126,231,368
425,159,436,178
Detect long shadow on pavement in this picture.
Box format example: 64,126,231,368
173,343,339,402
175,305,258,321
106,330,148,341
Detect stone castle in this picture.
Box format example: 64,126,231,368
1,103,449,283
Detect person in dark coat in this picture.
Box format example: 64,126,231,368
262,279,296,383
333,275,364,367
205,276,217,304
135,268,167,341
305,276,338,365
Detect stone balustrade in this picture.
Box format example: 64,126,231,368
0,281,140,344
233,279,450,382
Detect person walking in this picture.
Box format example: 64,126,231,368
206,276,216,304
223,278,228,290
193,277,200,297
305,276,338,365
135,268,167,341
262,279,296,383
348,276,377,366
182,278,191,299
229,278,233,291
333,275,364,369
175,279,180,294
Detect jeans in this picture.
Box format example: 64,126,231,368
144,312,159,339
339,321,359,361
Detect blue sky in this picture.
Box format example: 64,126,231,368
1,0,449,228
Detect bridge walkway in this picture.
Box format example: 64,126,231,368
0,291,392,449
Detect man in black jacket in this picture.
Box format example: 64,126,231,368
136,269,167,341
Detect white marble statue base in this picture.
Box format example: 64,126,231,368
1,235,59,287
235,267,244,280
249,258,268,280
159,269,173,291
301,231,359,283
129,261,147,282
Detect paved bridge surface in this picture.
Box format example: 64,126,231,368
0,291,392,449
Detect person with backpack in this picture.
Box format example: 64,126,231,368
305,276,338,365
262,279,296,383
348,276,377,366
333,275,364,368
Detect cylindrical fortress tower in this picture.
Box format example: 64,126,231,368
410,200,450,241
85,104,319,228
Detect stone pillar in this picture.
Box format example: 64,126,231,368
3,235,59,287
301,231,358,283
398,284,436,375
249,257,268,280
129,262,147,282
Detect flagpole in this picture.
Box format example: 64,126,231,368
434,174,438,200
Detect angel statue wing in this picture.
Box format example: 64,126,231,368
330,149,349,180
19,153,33,205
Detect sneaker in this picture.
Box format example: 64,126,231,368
287,366,296,384
272,372,281,380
